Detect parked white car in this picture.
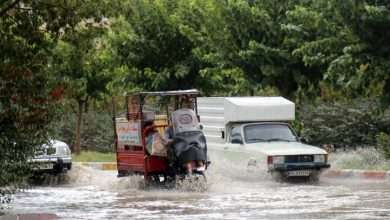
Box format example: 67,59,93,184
30,140,72,174
198,97,330,181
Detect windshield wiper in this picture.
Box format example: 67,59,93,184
247,138,267,142
266,138,292,142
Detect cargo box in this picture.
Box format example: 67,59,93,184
224,97,295,123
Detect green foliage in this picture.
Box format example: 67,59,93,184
0,0,69,203
297,99,390,148
377,133,390,159
102,0,390,102
50,20,113,101
174,0,299,96
51,111,114,153
107,0,201,92
46,1,116,154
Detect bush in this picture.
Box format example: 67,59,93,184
377,132,390,159
51,111,114,153
296,99,390,149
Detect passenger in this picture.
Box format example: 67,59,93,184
164,122,175,165
144,117,168,157
144,121,156,155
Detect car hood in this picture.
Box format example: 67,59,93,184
245,141,327,156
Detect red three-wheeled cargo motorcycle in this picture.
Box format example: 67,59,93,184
112,89,209,190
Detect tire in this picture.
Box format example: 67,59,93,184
270,171,286,182
54,158,64,174
117,170,129,177
308,171,320,182
53,165,64,175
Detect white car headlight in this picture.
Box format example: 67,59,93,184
272,156,285,164
314,154,326,163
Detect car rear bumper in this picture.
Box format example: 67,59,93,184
30,157,72,174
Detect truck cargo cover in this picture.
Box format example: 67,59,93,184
224,97,295,123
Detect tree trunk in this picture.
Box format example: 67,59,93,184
74,99,84,155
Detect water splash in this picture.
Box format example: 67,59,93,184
7,150,390,219
330,148,390,170
66,164,143,191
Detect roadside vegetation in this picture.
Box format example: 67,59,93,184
72,151,116,163
1,0,390,205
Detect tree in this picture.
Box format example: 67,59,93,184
107,0,209,94
0,0,71,202
49,18,113,154
326,0,390,105
282,0,390,104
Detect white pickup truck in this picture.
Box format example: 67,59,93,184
198,97,330,181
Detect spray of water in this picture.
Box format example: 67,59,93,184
54,148,389,196
58,149,278,195
66,164,144,192
205,150,276,193
330,147,390,170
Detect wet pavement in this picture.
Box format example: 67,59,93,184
3,163,390,220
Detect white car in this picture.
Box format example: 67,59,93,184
30,140,72,174
217,122,329,180
198,97,330,181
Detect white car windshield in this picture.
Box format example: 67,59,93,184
244,124,297,143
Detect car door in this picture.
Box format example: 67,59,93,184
220,125,253,165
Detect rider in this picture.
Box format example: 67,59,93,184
165,95,205,173
164,95,192,170
164,95,194,140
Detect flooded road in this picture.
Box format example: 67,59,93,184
6,164,390,220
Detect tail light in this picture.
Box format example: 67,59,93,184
267,156,273,165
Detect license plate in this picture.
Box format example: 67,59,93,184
287,170,311,177
34,163,53,170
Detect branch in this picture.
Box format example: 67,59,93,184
0,0,21,17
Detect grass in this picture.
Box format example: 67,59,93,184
72,151,116,162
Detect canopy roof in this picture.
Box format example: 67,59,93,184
135,89,199,97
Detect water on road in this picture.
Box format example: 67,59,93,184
6,162,390,220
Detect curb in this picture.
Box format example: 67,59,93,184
75,162,117,171
323,169,390,180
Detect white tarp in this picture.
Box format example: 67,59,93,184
224,97,295,123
